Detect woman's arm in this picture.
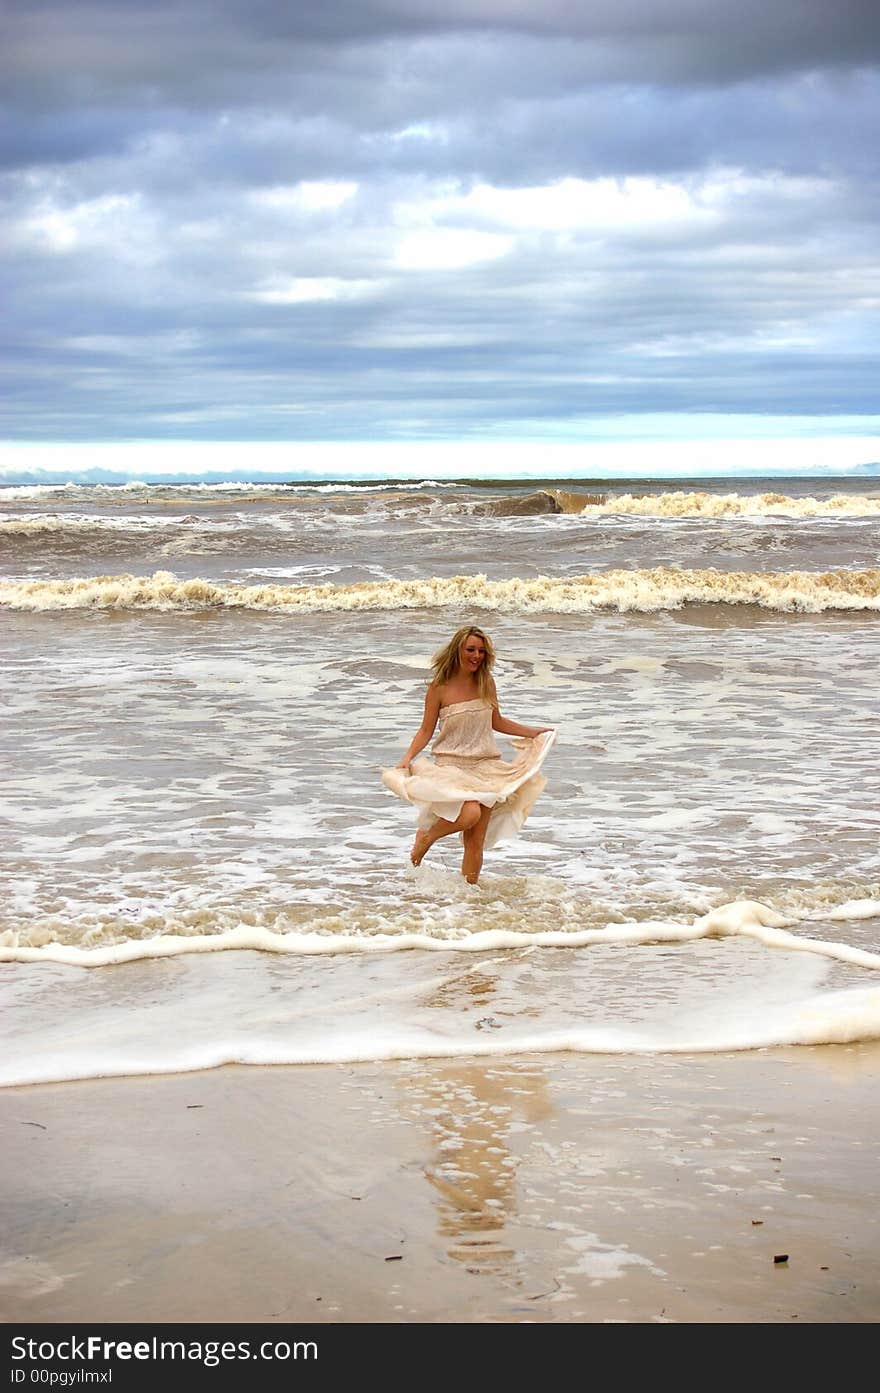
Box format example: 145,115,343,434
396,685,443,768
488,678,553,740
492,710,553,739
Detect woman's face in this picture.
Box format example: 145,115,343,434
458,634,487,674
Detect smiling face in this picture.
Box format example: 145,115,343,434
459,633,487,675
431,625,495,692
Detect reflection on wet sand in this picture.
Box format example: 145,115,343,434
404,1058,552,1276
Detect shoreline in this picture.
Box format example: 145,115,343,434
3,1044,879,1324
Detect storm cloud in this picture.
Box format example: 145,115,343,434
2,0,879,444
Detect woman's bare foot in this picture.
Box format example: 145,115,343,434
410,828,432,866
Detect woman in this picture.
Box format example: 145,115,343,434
382,625,556,883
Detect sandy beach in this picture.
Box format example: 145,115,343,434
3,1045,878,1325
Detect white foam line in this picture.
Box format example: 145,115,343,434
0,921,709,965
735,922,880,969
3,990,880,1089
3,566,880,614
819,898,880,922
3,900,880,969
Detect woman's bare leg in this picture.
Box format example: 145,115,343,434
461,804,492,883
411,802,482,866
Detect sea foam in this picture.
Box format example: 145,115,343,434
2,567,879,614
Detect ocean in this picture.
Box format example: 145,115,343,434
2,474,880,1088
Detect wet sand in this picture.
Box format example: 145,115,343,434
2,1046,879,1324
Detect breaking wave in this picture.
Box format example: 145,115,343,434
473,489,880,517
0,514,193,539
558,489,880,517
4,485,880,522
479,490,606,516
3,566,880,614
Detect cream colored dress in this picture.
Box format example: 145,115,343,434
382,699,556,850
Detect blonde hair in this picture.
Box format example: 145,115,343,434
430,625,496,704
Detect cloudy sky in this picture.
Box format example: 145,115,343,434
2,0,880,476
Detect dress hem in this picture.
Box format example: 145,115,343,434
381,728,556,849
